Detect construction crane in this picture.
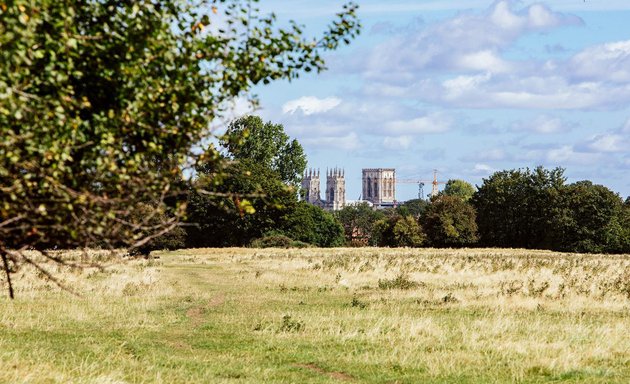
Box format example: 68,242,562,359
397,170,446,199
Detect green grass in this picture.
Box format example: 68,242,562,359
1,247,629,383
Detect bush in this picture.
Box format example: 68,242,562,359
374,215,425,247
250,234,310,249
378,274,420,290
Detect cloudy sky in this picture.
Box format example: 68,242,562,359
247,0,630,201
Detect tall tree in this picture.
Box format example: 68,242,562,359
220,116,307,187
441,179,475,201
374,215,425,248
397,199,429,218
186,159,297,247
553,181,626,253
281,202,344,247
472,167,565,249
0,0,360,297
335,203,385,246
422,195,478,247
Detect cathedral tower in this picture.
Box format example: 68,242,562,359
301,168,321,204
326,168,346,211
362,168,396,207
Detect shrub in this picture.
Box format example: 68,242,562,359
250,234,310,249
378,274,420,290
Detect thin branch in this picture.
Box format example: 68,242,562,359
18,251,79,297
0,248,15,299
0,215,25,228
130,220,180,250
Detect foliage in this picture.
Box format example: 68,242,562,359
250,234,310,249
335,203,385,245
374,215,425,247
378,273,420,290
396,198,428,218
220,116,307,187
186,159,297,247
130,204,186,256
280,202,344,247
0,0,360,297
423,195,478,247
552,181,627,253
441,179,475,201
472,166,565,249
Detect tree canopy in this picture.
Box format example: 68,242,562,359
441,179,475,201
0,0,360,297
472,167,565,249
423,195,478,247
220,116,307,187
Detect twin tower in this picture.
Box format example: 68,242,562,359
301,168,345,211
302,168,397,210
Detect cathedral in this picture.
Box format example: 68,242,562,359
362,168,396,208
302,167,397,210
301,168,346,211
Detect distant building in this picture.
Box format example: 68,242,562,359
362,168,396,208
301,168,345,210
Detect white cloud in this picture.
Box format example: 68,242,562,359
472,163,495,176
570,40,630,83
383,135,413,150
301,132,361,151
385,114,452,134
354,3,630,110
512,115,573,134
456,50,512,73
362,1,582,80
585,134,628,153
282,96,342,115
465,148,509,162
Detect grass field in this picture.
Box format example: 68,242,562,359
1,247,629,383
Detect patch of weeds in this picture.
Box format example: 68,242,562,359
253,321,273,331
441,293,459,304
278,315,304,333
350,295,367,309
378,273,420,290
122,282,151,296
499,279,523,296
526,366,553,377
528,278,550,297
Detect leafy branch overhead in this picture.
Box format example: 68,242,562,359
0,0,361,297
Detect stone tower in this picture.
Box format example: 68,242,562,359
325,168,346,211
301,168,321,204
362,168,396,207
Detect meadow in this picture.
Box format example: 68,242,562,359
1,247,629,383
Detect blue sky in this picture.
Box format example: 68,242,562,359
242,1,630,201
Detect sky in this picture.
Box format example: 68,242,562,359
242,0,630,201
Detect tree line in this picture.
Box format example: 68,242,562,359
148,116,630,255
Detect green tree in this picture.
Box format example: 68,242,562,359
186,159,297,247
0,0,360,297
374,215,425,247
280,202,344,247
335,203,385,246
397,199,429,218
220,116,307,187
422,195,478,247
441,179,475,201
553,181,626,253
472,167,565,249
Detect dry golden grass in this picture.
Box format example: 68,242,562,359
1,247,629,383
